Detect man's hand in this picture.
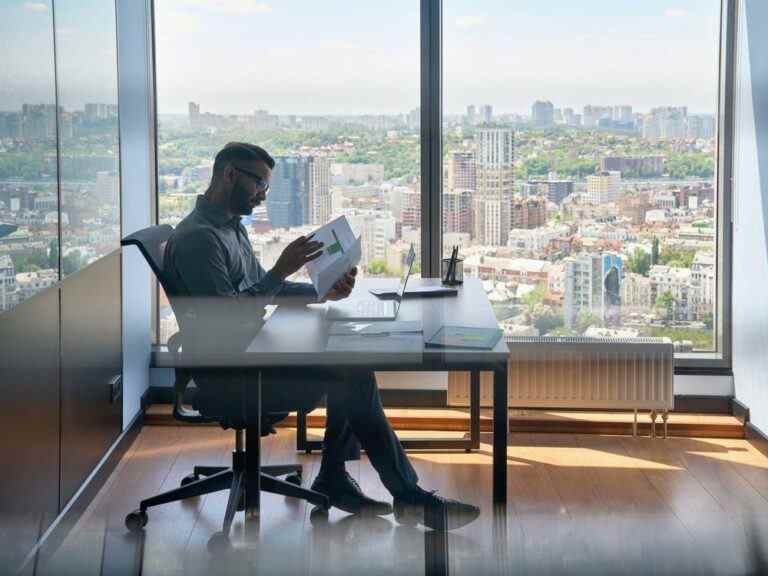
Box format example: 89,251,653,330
322,267,357,302
271,234,324,280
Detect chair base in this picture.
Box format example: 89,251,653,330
126,452,330,540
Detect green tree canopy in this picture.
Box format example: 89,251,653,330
627,248,651,277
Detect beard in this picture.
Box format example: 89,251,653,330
229,177,256,215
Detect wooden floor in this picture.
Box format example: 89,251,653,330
32,425,768,575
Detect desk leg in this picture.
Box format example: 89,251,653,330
470,370,481,450
493,364,508,505
245,371,262,532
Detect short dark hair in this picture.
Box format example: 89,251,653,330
213,142,275,176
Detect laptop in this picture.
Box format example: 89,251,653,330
326,244,415,321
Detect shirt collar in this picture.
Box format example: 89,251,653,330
194,195,241,229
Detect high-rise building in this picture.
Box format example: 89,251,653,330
447,151,476,191
562,108,577,126
687,114,716,140
613,105,633,123
401,186,421,229
587,171,621,204
531,100,554,127
510,196,547,230
348,212,397,267
527,175,574,204
407,107,420,129
443,190,472,234
0,255,18,313
564,252,622,328
84,103,108,121
466,105,477,124
480,104,493,124
188,102,200,125
642,107,688,141
474,128,514,246
307,156,332,226
268,156,309,228
601,156,665,177
582,105,612,128
445,151,475,235
690,252,715,321
96,171,119,204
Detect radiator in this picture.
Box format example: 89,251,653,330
447,337,674,411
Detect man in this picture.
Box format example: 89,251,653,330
164,142,480,531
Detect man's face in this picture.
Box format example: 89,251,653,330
227,159,272,216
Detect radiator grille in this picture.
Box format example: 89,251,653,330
448,337,674,410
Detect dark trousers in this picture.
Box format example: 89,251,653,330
194,367,419,497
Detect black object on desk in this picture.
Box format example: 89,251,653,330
369,285,458,299
442,245,463,286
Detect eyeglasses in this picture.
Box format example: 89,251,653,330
233,165,270,193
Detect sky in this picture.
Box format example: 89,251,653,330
0,0,118,111
0,0,721,116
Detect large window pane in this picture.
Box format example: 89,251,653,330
54,0,121,277
155,0,420,342
443,1,722,353
0,1,59,313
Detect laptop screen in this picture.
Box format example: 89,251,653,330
393,244,416,312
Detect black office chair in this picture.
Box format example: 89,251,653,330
121,225,329,550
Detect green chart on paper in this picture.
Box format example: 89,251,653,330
326,229,345,255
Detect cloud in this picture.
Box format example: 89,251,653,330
664,8,689,17
455,15,486,29
23,2,49,11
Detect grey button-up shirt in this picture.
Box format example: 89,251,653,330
164,196,317,352
165,195,317,301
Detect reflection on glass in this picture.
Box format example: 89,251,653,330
443,1,721,353
0,1,59,313
55,0,120,277
155,1,420,342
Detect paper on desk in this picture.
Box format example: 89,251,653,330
325,333,423,353
305,215,361,298
328,320,423,336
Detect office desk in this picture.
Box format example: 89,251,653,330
159,277,509,525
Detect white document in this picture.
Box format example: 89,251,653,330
305,215,362,298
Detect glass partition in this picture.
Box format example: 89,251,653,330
0,0,59,312
54,0,121,277
154,0,421,342
443,1,722,354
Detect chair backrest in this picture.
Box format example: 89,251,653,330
120,224,174,293
121,224,216,424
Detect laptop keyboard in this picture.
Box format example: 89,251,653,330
351,299,390,316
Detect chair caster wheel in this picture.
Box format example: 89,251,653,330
207,532,231,555
180,473,199,487
125,509,148,532
285,473,302,486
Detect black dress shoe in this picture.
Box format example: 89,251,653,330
311,470,393,516
393,488,480,531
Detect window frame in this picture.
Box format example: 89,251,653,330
149,0,736,371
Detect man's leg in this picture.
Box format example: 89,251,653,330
325,369,419,497
326,369,481,531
